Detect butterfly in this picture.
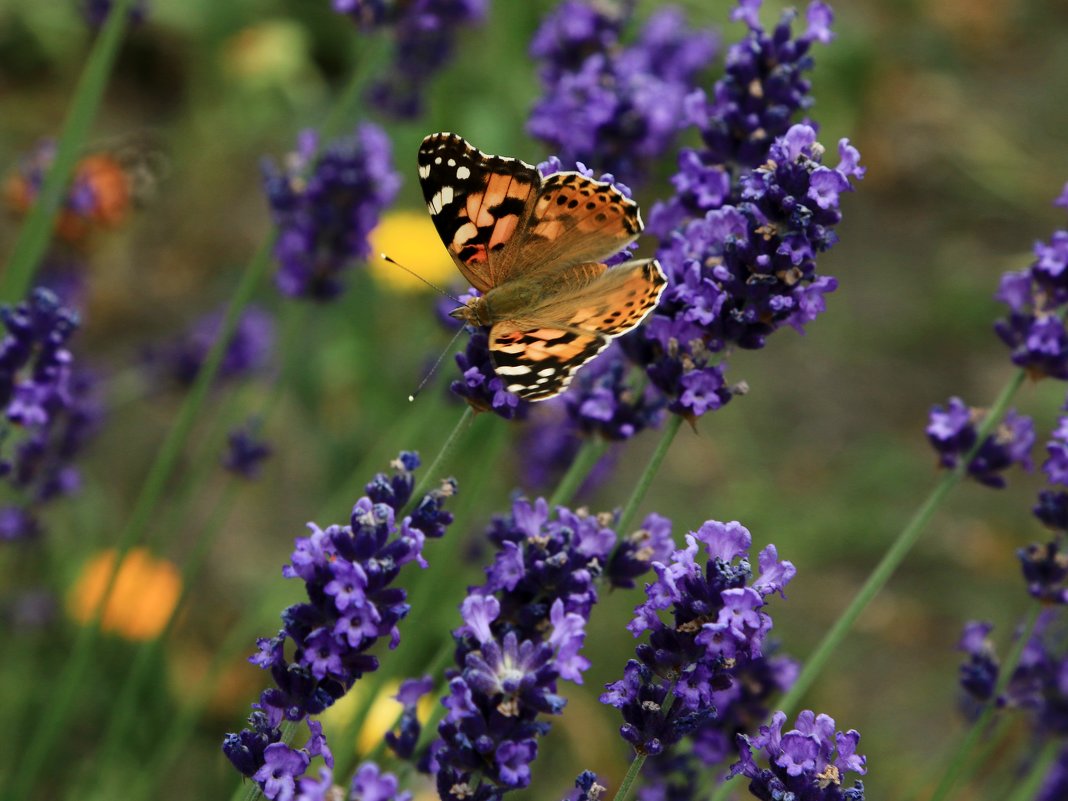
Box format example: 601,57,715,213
418,132,667,401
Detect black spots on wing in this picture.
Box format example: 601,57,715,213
567,199,579,209
458,244,482,262
586,201,597,210
595,213,607,223
556,195,568,206
491,196,527,217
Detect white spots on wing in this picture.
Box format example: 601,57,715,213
447,158,456,167
428,186,455,214
434,156,443,165
418,164,430,179
508,383,525,393
456,165,471,180
537,368,555,377
454,221,478,244
496,365,532,376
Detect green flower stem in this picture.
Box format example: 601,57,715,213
776,368,1026,718
407,405,476,509
925,604,1042,801
86,479,242,794
708,367,1028,801
1,0,136,302
618,414,683,534
1005,738,1061,801
549,438,608,508
8,233,276,801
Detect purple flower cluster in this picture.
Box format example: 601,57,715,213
958,611,1068,736
561,344,665,441
601,520,795,755
634,650,798,801
529,2,718,183
926,397,1035,488
516,403,616,494
286,759,412,801
994,184,1068,379
727,709,867,801
0,289,102,542
636,125,862,421
144,305,274,389
333,0,488,119
223,453,455,796
262,125,400,301
222,418,272,480
426,498,673,801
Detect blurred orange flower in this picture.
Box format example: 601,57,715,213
368,210,458,293
67,547,181,640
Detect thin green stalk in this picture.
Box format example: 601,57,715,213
549,438,608,508
408,406,476,508
86,479,242,791
776,369,1027,719
1005,738,1061,801
2,0,136,301
618,415,683,534
708,368,1029,801
925,605,1042,801
8,234,276,801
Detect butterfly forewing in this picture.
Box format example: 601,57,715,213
418,133,540,293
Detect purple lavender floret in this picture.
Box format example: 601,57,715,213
529,3,718,183
993,189,1068,379
223,454,455,793
386,676,434,760
334,1,488,119
1035,490,1068,531
926,397,1035,488
727,709,867,801
1018,541,1068,605
450,325,529,421
561,344,665,441
957,621,999,703
222,418,272,479
958,612,1068,738
263,125,400,300
428,498,670,801
602,520,795,755
144,305,275,388
0,289,101,541
638,126,861,420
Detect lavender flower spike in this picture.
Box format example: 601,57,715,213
926,397,1035,488
223,453,455,796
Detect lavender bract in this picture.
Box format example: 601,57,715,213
263,125,400,301
601,520,795,755
223,453,455,796
926,397,1035,488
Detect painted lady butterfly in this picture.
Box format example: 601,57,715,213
418,132,667,401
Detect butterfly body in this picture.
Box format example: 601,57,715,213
420,132,667,401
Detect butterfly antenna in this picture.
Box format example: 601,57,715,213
409,324,467,403
380,253,465,305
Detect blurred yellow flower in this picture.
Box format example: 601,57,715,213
67,547,181,641
368,211,456,293
320,678,435,755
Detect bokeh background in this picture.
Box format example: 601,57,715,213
3,1,1068,799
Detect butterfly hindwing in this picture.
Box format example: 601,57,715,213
489,323,611,401
538,258,667,338
418,132,540,293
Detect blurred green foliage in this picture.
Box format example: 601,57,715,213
3,1,1068,799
